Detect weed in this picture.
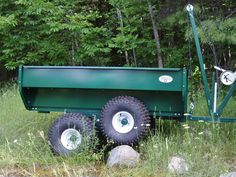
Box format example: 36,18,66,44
0,85,235,176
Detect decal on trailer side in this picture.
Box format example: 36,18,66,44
159,75,173,83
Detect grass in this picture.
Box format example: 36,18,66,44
0,83,236,176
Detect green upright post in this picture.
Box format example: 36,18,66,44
217,82,236,116
187,4,212,115
210,73,214,109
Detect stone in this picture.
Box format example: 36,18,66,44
220,172,236,177
168,156,189,174
106,145,140,167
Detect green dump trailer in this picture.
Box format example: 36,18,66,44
18,4,236,155
19,66,187,155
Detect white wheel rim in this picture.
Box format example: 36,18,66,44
60,128,81,150
112,111,134,133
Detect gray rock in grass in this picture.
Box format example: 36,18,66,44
220,172,236,177
168,156,189,174
106,145,140,167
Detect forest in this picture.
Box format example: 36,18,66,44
0,0,235,72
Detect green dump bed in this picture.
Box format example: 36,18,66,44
18,66,188,118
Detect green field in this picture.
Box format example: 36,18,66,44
0,84,235,177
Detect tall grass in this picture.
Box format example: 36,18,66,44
0,84,235,176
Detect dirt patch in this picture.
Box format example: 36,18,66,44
226,156,236,171
0,165,99,177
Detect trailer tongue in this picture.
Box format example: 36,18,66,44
186,4,236,123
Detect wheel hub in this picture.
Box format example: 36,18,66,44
112,111,134,133
60,128,81,150
121,118,128,126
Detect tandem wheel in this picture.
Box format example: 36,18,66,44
48,113,94,156
100,96,151,145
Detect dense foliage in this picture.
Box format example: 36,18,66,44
0,0,235,70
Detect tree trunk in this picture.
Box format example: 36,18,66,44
228,45,231,67
147,0,163,67
71,38,75,66
74,38,83,66
0,64,8,81
132,48,137,67
116,7,130,66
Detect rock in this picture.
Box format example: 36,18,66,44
168,156,189,174
220,172,236,177
106,145,140,167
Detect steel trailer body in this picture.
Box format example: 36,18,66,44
18,66,188,119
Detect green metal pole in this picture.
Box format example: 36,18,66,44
217,82,236,116
187,4,212,115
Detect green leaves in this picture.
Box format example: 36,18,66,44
0,0,235,69
198,18,236,44
0,15,17,29
0,0,112,69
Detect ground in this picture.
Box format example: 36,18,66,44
0,85,235,177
